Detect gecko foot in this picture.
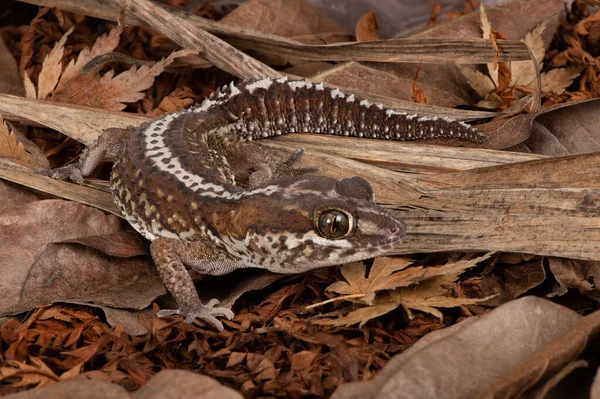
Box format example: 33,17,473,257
35,164,84,184
156,298,234,331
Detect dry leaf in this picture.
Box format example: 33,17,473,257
0,118,30,165
52,50,195,111
2,357,59,388
219,0,350,65
331,297,589,399
325,257,414,305
541,67,581,95
314,62,479,109
526,99,600,155
316,254,493,326
547,258,600,297
61,231,147,258
55,19,123,93
511,21,547,87
0,199,164,318
504,260,546,298
411,65,427,104
0,36,25,97
37,26,74,100
356,11,380,42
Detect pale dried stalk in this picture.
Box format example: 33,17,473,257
0,94,148,146
126,0,280,80
0,159,118,215
18,0,531,65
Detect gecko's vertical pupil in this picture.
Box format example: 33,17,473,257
317,209,350,239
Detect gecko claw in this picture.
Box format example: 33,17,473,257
157,299,234,331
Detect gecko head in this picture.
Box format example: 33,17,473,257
241,175,405,271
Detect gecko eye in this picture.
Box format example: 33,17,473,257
316,209,353,239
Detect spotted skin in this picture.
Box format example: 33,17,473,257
56,78,487,330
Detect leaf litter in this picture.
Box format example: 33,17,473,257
0,0,600,398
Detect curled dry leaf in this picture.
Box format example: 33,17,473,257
547,257,600,299
355,11,380,42
503,259,546,298
411,65,427,104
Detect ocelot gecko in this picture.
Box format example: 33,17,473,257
47,77,487,331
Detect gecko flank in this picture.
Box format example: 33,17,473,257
49,77,487,330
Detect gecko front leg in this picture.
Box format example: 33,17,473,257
37,127,129,183
150,237,235,331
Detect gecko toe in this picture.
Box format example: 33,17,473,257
157,300,233,331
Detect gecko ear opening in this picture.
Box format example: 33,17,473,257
337,176,375,201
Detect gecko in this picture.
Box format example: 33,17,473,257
46,77,487,331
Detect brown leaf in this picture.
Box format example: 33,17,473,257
291,351,316,371
55,14,123,93
478,302,600,398
511,21,547,88
548,258,600,295
325,257,414,304
414,0,562,46
314,62,479,109
503,259,546,298
62,231,147,257
411,65,427,104
219,0,350,65
479,112,535,149
541,67,581,95
18,7,50,79
3,357,59,388
52,50,195,111
133,369,244,398
60,335,110,369
37,26,74,100
146,87,197,117
0,200,164,318
0,36,25,97
525,99,600,155
317,254,493,326
0,119,32,166
355,11,380,42
331,297,585,399
220,0,348,43
227,352,247,368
